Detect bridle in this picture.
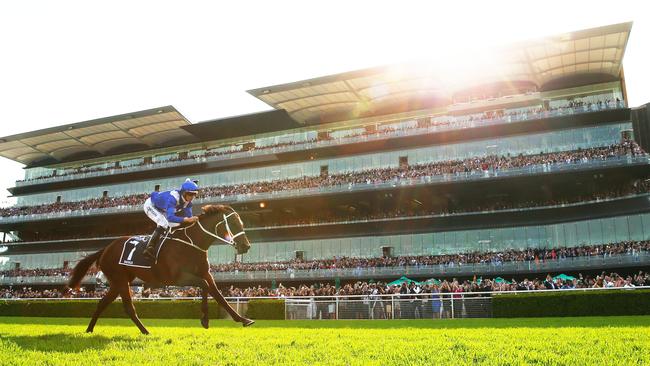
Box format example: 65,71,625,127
165,210,246,252
213,211,247,244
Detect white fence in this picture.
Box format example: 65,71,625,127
3,286,649,320
285,286,650,320
284,294,493,320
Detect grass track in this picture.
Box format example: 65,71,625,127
1,316,649,365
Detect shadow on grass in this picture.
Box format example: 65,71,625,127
1,315,649,330
0,316,205,328
0,333,147,353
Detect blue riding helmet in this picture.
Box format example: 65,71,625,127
180,178,199,194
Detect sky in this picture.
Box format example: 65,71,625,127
0,0,648,206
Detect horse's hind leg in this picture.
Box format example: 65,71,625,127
175,273,210,329
118,284,149,335
86,287,119,333
201,287,209,329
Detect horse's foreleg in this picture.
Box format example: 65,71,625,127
118,284,149,335
201,287,209,329
203,273,254,326
86,287,119,333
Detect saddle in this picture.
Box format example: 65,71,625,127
118,235,167,268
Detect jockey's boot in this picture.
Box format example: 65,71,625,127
142,226,165,260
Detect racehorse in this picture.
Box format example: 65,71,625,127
68,204,253,335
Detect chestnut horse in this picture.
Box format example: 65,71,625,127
68,204,253,334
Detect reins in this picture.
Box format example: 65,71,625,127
164,211,246,253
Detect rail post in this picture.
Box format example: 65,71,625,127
451,295,455,319
335,297,339,319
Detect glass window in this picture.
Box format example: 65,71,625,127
588,219,603,245
192,212,649,264
601,218,616,244
642,213,650,240
614,217,630,242
514,227,527,248
576,221,590,246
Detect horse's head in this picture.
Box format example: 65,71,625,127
199,204,251,254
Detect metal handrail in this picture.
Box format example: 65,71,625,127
1,252,648,285
3,284,649,302
209,252,650,281
2,155,647,223
16,103,626,186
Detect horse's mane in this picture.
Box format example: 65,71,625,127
200,204,231,217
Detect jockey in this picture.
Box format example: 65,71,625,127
142,178,200,259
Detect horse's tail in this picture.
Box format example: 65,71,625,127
68,248,104,290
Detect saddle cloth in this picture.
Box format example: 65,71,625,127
118,235,167,268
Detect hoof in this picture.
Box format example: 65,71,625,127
141,330,150,335
86,329,93,333
241,319,255,327
201,318,209,329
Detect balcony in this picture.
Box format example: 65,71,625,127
15,103,626,188
0,252,647,286
1,155,648,224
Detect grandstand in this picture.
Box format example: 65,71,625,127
1,21,650,294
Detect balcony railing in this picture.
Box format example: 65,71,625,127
16,102,626,187
2,155,648,224
209,252,650,282
1,252,647,286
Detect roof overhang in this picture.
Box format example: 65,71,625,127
182,109,302,141
249,22,632,125
0,106,197,167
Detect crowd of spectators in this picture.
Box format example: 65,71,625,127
2,140,644,219
0,286,103,299
2,270,648,299
3,176,649,243
223,270,650,299
0,193,148,218
19,96,623,184
209,239,650,273
0,266,98,278
2,239,647,280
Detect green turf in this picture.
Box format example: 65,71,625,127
0,316,649,365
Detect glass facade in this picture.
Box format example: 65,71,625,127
207,212,650,264
330,128,365,139
2,211,646,270
153,153,179,163
23,167,50,181
255,131,317,147
16,123,631,206
0,251,83,270
119,157,144,168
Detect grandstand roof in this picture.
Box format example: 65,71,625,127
182,109,301,141
0,106,196,167
248,22,632,124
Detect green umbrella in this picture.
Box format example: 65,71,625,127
553,274,576,281
494,277,510,284
387,276,420,287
